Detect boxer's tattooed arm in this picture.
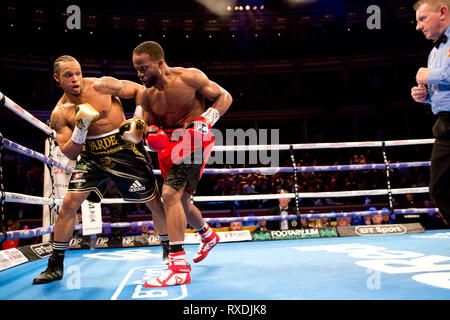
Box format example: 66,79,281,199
94,77,122,94
94,77,141,99
50,113,59,130
49,106,69,133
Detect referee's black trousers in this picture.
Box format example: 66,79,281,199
429,112,450,224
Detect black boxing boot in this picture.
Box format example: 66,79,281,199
32,242,67,284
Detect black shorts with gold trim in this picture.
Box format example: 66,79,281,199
68,129,158,203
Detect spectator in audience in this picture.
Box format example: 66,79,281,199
300,217,308,228
320,218,330,228
242,177,256,194
308,218,323,228
266,189,300,230
371,214,384,225
336,217,351,227
363,216,372,225
363,207,378,225
254,220,269,232
350,213,363,226
381,208,396,224
140,225,152,234
230,221,243,231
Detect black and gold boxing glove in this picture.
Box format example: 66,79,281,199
119,118,146,144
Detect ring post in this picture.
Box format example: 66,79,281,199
0,132,7,244
289,145,301,225
381,141,394,215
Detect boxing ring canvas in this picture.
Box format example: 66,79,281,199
1,229,450,300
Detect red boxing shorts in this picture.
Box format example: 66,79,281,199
158,127,214,194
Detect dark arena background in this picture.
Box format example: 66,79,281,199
1,0,449,312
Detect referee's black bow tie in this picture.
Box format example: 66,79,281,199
434,34,448,48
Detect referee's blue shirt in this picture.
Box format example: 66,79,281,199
426,26,450,114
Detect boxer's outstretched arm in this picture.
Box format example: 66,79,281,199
93,76,142,99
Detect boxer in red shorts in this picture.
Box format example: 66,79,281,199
132,41,233,287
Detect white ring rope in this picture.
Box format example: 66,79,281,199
143,138,435,153
152,161,430,176
192,187,429,202
5,192,60,206
207,138,435,151
3,187,429,206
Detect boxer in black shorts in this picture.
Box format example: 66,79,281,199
33,55,169,284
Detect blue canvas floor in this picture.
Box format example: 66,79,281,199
1,229,450,300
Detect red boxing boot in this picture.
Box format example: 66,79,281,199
193,224,220,263
145,251,191,288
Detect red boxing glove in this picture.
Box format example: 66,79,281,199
183,117,212,141
145,125,169,152
182,117,213,151
170,117,214,163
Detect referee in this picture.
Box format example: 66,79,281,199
412,0,450,225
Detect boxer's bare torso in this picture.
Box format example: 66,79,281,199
139,68,207,128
